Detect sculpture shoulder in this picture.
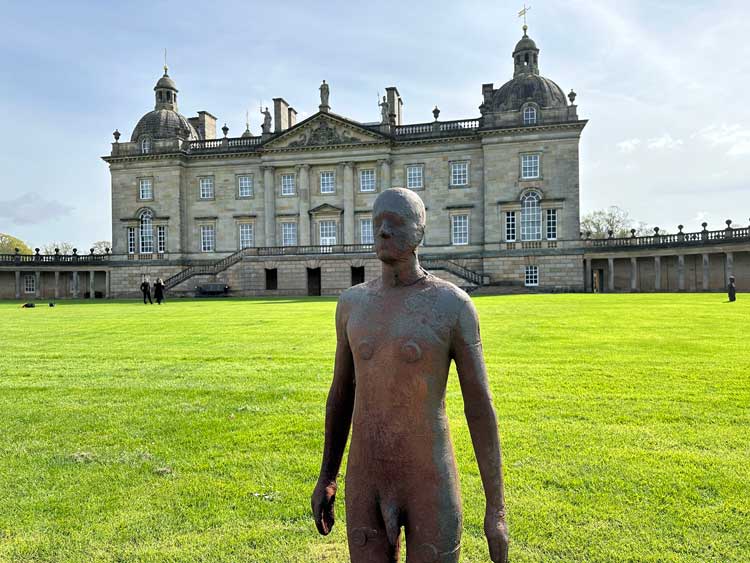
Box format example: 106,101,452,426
338,279,378,309
424,274,474,311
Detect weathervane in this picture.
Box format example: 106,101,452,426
163,48,169,74
518,4,531,34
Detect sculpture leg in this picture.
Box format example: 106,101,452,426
403,484,462,563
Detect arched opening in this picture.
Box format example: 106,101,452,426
523,106,537,125
141,137,151,154
521,191,542,241
139,210,154,253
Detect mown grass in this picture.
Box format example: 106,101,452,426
0,294,748,562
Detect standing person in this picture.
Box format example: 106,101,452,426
728,275,737,302
140,278,153,304
154,278,165,305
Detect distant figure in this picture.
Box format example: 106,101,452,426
21,302,35,308
140,279,153,304
154,278,165,305
728,275,737,302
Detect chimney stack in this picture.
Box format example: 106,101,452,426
273,98,290,133
189,111,217,140
288,107,297,128
385,87,403,125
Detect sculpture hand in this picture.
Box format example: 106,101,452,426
311,479,337,535
484,506,509,563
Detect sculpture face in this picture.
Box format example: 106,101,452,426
373,188,425,264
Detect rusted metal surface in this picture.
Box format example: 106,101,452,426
312,188,508,562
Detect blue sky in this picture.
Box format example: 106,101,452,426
1,0,748,248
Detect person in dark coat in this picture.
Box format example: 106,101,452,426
140,279,153,304
728,275,737,302
154,278,165,305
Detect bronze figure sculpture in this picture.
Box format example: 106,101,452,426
312,188,508,562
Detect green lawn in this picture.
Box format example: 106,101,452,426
0,294,748,562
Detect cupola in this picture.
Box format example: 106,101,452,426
513,25,540,77
154,65,179,111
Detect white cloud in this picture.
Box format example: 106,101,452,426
0,193,73,225
646,134,683,150
617,138,641,153
694,124,750,156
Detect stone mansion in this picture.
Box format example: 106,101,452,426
1,27,747,298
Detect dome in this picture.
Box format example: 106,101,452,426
155,73,178,91
130,109,198,141
513,34,538,54
492,74,567,112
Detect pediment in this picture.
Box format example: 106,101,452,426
264,113,387,150
309,203,344,215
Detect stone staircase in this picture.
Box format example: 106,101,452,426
163,248,247,290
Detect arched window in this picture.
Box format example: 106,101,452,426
139,210,154,253
523,106,537,125
521,191,542,241
141,137,151,154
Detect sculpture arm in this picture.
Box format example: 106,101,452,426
312,297,355,535
452,297,508,562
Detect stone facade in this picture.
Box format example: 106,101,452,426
98,28,587,297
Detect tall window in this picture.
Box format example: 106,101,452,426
521,191,542,241
319,220,337,245
127,227,136,254
359,169,376,192
523,106,537,125
450,162,469,187
139,210,154,253
281,222,297,246
521,154,540,179
320,171,335,194
407,165,423,190
281,174,296,196
199,177,214,199
238,175,253,197
141,137,151,154
239,223,254,249
451,214,469,245
157,225,167,253
505,211,517,242
24,274,36,294
546,209,558,240
360,218,374,244
139,178,153,200
525,265,539,287
200,225,215,252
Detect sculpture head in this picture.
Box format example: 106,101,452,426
373,188,426,264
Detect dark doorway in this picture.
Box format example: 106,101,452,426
307,267,321,296
351,266,365,286
593,269,605,293
265,268,278,290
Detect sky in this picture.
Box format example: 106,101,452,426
1,0,749,249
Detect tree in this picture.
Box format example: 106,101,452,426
91,241,112,254
581,206,650,239
41,241,75,255
0,233,33,254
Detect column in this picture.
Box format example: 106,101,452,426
379,159,391,190
54,271,60,299
630,257,638,292
343,161,355,244
105,270,110,299
14,271,20,299
677,255,685,291
607,258,614,292
298,164,311,245
584,259,592,293
725,251,734,287
34,271,41,298
89,271,95,299
702,253,710,291
73,271,79,298
263,166,276,246
654,256,661,291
